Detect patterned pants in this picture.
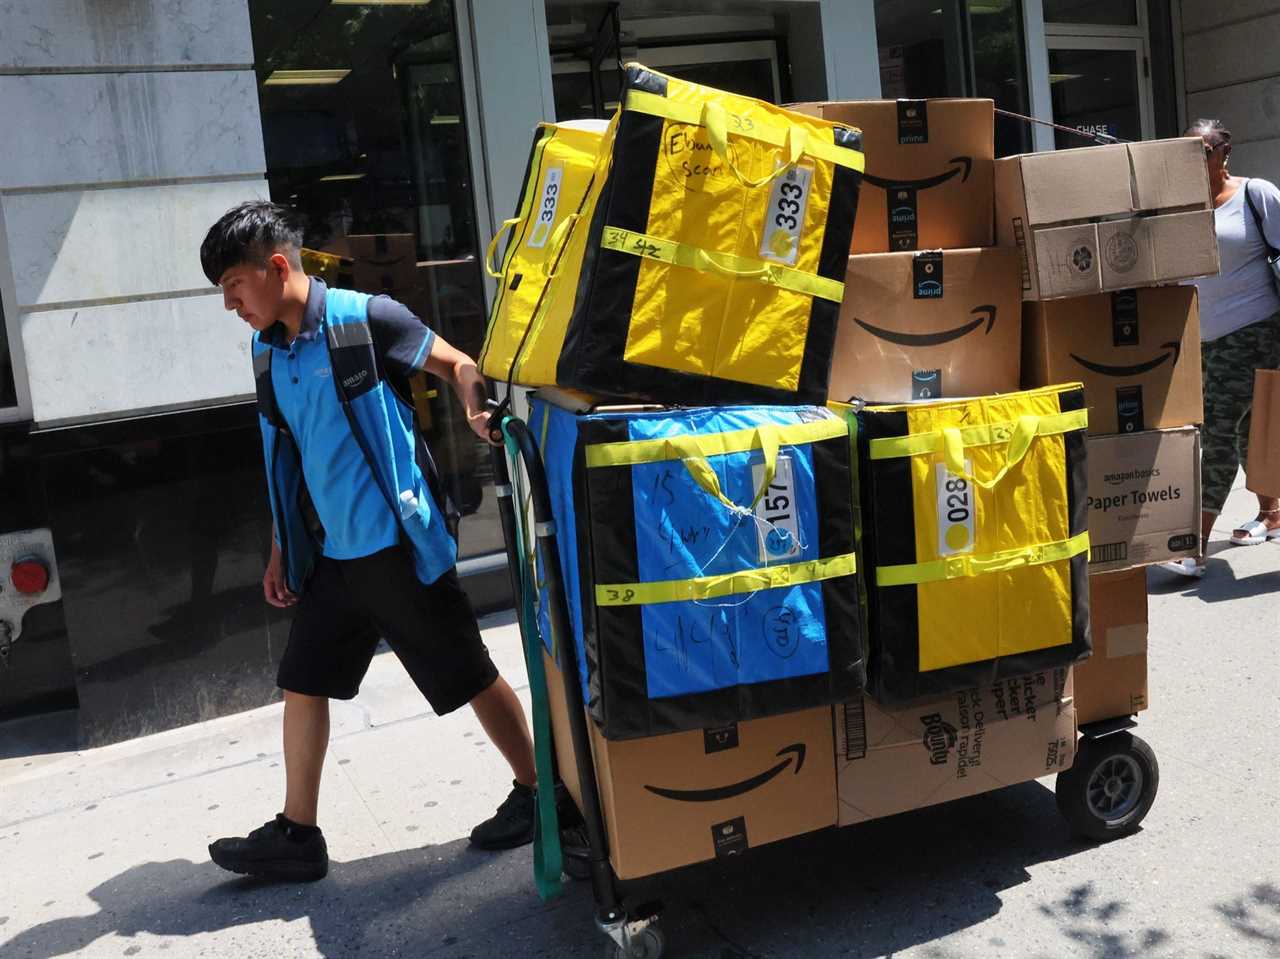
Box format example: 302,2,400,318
1201,311,1280,515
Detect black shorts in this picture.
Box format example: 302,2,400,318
277,545,498,714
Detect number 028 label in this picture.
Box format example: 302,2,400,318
752,454,802,562
935,462,976,556
526,166,563,249
759,164,813,266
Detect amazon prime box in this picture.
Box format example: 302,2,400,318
1022,285,1202,435
995,138,1218,299
836,668,1075,826
1086,427,1201,573
791,99,994,253
544,651,836,879
830,247,1021,403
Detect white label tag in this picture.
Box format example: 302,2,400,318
759,164,813,266
526,166,563,248
752,453,802,563
936,462,976,556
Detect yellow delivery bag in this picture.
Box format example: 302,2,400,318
556,63,866,406
478,118,609,388
851,384,1092,704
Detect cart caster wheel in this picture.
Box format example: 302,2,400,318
604,926,664,959
1056,731,1158,841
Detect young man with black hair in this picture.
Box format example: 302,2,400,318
201,201,539,881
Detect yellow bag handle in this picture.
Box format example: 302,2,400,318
941,414,1038,490
702,102,807,189
662,424,781,513
542,213,582,278
695,248,771,279
485,217,522,278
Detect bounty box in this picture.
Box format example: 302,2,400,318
850,384,1092,705
529,395,867,740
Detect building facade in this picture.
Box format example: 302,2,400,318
0,0,1271,744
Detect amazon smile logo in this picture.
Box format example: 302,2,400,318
855,305,997,348
1070,341,1181,378
642,743,806,802
862,156,973,191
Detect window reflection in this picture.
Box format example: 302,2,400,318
248,0,499,559
1043,0,1139,26
0,293,14,408
875,0,1031,157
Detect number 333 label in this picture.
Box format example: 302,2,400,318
936,462,976,556
759,165,813,266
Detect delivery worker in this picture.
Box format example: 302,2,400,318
200,201,538,880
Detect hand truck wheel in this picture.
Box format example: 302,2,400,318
1056,730,1159,841
603,924,664,959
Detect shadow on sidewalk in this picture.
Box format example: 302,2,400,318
7,778,1271,958
0,779,1155,958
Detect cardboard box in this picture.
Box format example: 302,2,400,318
831,247,1021,403
791,99,994,254
1022,286,1203,435
327,233,419,297
835,669,1076,826
545,652,836,879
1076,569,1149,724
1246,369,1280,497
1086,427,1201,572
995,138,1219,299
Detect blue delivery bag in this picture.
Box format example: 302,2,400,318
528,395,867,740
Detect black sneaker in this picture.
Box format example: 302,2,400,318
470,781,536,850
209,814,328,881
560,822,592,881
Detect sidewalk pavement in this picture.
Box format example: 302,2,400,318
2,474,1279,958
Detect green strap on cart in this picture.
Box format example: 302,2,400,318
501,416,564,901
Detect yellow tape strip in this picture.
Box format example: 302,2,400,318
876,531,1090,588
596,553,857,607
599,227,845,303
626,90,866,173
868,409,1088,461
585,417,848,469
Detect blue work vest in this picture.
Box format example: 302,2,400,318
252,287,458,592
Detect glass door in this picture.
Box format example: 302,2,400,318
1046,35,1153,148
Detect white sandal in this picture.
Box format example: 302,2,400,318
1160,557,1205,578
1229,519,1280,546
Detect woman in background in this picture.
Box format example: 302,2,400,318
1164,120,1280,578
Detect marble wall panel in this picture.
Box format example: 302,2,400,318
0,0,253,70
21,293,254,423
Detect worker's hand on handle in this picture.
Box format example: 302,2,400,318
263,540,298,608
425,337,502,447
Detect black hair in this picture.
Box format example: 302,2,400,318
1184,118,1232,151
200,201,306,285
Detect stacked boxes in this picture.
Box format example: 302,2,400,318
1000,137,1218,727
480,72,1210,876
797,99,1022,405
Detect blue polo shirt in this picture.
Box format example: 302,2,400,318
263,279,435,560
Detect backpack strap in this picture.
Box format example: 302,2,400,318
252,342,287,431
1243,179,1280,260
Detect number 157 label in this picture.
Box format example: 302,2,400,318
752,454,802,562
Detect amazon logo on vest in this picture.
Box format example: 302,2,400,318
642,743,806,803
1070,341,1181,378
862,156,973,191
854,305,997,348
